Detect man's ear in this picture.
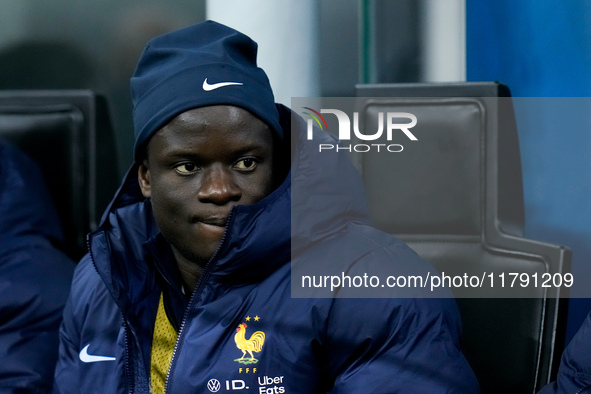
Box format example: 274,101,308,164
138,161,152,198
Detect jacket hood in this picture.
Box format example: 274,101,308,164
91,104,371,303
289,106,370,251
0,140,64,245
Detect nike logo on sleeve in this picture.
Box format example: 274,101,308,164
79,344,116,363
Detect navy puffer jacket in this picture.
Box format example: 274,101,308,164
539,312,591,394
0,140,74,393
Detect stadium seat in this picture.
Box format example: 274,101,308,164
0,90,118,259
355,82,571,393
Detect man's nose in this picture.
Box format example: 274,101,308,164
197,166,241,204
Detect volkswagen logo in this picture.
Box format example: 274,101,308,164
207,379,221,392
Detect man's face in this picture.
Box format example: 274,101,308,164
138,105,276,267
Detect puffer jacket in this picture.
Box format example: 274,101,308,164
54,106,478,393
0,140,74,393
539,312,591,394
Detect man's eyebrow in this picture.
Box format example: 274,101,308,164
161,143,270,160
229,143,270,155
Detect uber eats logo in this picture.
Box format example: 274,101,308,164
303,107,417,153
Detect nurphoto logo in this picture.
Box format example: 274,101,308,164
303,107,418,153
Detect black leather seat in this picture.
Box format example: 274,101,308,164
356,82,571,393
0,90,118,259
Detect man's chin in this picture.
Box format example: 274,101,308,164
173,239,222,269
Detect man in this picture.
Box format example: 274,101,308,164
538,311,591,393
0,140,74,392
54,21,478,393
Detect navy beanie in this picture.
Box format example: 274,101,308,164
131,20,281,162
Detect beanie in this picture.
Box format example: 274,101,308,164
131,20,281,163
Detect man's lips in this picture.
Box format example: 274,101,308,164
198,216,228,227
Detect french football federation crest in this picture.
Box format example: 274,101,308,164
234,322,265,365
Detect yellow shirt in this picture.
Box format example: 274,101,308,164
150,292,178,394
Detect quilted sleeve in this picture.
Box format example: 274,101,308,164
325,296,479,393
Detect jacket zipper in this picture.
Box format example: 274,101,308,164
123,317,134,393
163,209,235,393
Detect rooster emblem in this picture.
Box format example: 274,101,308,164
234,323,265,364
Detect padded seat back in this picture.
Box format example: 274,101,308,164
0,90,118,259
356,82,571,393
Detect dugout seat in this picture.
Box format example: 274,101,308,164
0,90,118,260
355,82,571,393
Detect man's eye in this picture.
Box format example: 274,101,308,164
175,163,198,174
235,158,257,171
